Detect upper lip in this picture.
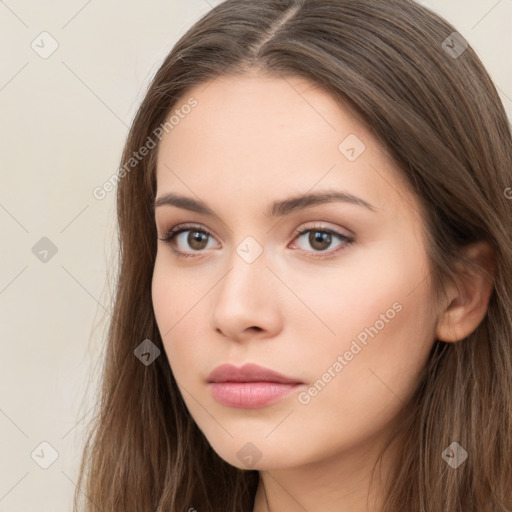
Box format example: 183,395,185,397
206,363,303,384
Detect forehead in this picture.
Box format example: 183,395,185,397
158,72,365,163
155,72,418,223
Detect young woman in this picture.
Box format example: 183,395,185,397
74,1,512,511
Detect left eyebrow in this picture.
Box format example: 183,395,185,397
153,190,377,217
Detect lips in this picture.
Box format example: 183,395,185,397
206,363,303,385
206,363,304,408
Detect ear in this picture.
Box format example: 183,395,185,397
435,241,496,343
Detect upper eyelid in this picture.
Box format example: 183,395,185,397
162,222,352,245
163,221,349,235
159,223,354,261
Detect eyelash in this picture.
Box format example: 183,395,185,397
158,222,354,259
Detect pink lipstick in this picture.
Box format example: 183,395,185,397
206,363,303,408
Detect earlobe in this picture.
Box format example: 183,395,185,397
435,241,496,343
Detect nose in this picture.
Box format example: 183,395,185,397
210,249,283,342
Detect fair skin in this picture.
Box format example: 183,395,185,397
151,71,494,512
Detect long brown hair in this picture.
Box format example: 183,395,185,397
73,1,512,510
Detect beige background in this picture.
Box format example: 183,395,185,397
0,0,511,510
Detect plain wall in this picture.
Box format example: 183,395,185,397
0,0,511,510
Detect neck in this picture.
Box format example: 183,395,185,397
252,434,398,512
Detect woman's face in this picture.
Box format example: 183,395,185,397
152,72,438,471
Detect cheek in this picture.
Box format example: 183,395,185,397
292,242,435,401
279,240,431,343
291,283,435,463
151,258,207,378
151,260,181,360
151,259,171,333
151,255,200,331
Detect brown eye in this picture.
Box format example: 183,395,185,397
292,226,353,256
158,223,219,258
308,231,332,251
187,230,209,250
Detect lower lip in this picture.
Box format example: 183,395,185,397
208,382,302,408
